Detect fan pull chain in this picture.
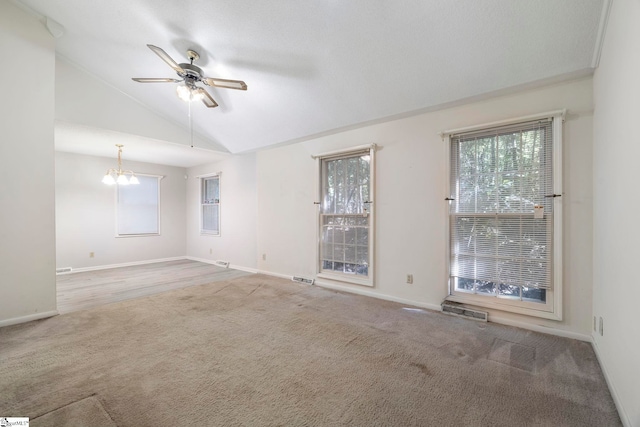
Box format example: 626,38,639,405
189,98,194,148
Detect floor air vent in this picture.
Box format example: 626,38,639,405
56,267,73,275
292,276,314,285
441,301,488,322
214,260,230,268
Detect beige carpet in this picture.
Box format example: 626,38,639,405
30,396,116,427
0,274,621,426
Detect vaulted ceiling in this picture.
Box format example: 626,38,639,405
14,0,607,166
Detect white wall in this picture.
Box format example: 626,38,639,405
55,152,187,269
255,77,595,339
0,1,57,325
592,0,640,425
186,153,257,268
256,143,317,277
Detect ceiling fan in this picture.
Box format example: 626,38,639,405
132,44,247,108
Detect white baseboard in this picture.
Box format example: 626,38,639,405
0,310,58,328
487,315,592,342
187,259,289,280
591,338,631,427
246,267,314,282
230,264,259,274
68,256,187,273
186,257,263,275
185,256,214,265
254,269,292,280
185,258,289,280
185,256,254,271
314,278,443,312
232,264,320,282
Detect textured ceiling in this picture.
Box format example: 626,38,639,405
14,0,605,163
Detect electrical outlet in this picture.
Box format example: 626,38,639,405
262,253,266,261
406,274,413,284
89,252,94,258
599,317,604,336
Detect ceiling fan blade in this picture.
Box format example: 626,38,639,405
197,88,219,108
132,78,182,83
203,77,248,90
147,44,185,74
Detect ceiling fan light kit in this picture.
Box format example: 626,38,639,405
176,83,204,102
132,44,247,108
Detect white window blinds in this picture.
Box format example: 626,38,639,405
449,119,554,294
117,175,160,236
201,176,220,235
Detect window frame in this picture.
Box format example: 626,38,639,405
314,144,376,287
443,111,564,320
200,173,221,236
115,173,163,238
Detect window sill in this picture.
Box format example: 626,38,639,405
115,233,160,238
200,231,220,237
317,272,373,287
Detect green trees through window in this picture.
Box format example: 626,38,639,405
320,152,371,277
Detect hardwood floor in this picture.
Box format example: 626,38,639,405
56,260,253,314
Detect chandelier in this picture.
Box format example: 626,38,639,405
101,144,140,185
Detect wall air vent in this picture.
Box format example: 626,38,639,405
292,276,314,285
441,300,488,322
56,267,73,275
214,260,230,268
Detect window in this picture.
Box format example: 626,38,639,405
317,145,375,286
446,114,563,319
201,175,220,235
117,174,161,236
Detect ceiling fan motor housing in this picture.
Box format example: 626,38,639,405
179,63,203,88
179,63,203,78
